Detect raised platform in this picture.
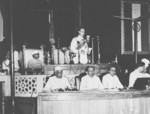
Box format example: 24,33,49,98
1,64,108,97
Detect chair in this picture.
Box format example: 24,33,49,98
75,72,86,90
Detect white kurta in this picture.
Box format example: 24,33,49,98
43,76,71,91
102,74,123,89
80,75,104,90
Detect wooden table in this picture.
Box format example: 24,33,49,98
38,90,150,114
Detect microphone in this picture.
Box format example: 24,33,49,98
31,88,35,98
97,36,100,41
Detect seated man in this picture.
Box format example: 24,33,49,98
43,67,71,92
128,61,150,88
27,51,45,74
2,52,10,75
80,66,104,90
2,50,21,75
102,64,123,89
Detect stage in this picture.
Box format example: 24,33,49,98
0,64,108,97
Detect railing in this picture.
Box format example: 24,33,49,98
0,75,46,97
15,75,47,97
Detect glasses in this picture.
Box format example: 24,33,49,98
34,53,39,55
88,71,95,73
110,69,116,72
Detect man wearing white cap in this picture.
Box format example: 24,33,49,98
141,58,150,71
43,66,71,92
27,51,45,74
128,61,150,88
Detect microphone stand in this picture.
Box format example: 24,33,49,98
10,0,15,113
91,37,94,64
97,36,100,64
78,50,80,64
133,20,138,65
61,47,67,64
49,39,55,65
57,38,60,64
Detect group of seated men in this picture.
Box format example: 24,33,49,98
43,58,150,92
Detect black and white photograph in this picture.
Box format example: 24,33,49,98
0,0,150,114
